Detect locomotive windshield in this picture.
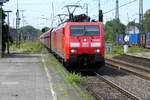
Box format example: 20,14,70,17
70,25,100,36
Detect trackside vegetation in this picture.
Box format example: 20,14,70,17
67,72,81,84
10,41,43,54
42,53,94,100
106,45,149,57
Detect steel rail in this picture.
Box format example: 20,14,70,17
95,72,142,100
106,58,150,73
105,59,150,81
123,54,150,62
86,87,104,100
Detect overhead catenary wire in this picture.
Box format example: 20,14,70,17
51,0,84,26
104,0,137,14
91,0,137,19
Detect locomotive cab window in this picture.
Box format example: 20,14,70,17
70,26,84,36
85,26,100,36
70,25,100,36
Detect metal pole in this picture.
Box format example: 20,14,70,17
139,0,143,33
0,4,2,57
115,0,119,20
16,0,20,48
51,2,54,27
134,18,136,33
16,10,18,47
16,11,20,48
20,10,25,41
98,0,100,10
86,3,88,16
7,12,9,54
5,11,12,54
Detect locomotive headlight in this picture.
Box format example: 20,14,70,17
71,49,77,53
70,43,80,47
91,43,101,47
94,49,100,53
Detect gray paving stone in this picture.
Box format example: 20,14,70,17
0,54,53,100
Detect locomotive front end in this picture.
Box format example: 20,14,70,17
66,22,105,70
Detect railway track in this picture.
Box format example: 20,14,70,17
105,55,150,81
113,54,150,68
58,54,149,100
84,72,142,100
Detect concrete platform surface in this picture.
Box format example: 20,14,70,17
0,54,89,100
0,54,53,100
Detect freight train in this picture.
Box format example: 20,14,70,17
116,33,150,48
39,22,105,71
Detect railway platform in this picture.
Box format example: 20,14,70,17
0,53,88,100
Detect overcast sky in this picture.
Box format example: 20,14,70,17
3,0,150,29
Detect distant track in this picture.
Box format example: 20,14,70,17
105,55,150,81
113,54,150,68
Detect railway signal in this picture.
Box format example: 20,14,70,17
99,10,103,22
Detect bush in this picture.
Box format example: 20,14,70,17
10,41,43,54
110,45,124,54
67,73,81,84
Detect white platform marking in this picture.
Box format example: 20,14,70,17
41,54,57,100
1,82,19,85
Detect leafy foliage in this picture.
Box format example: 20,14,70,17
10,41,42,54
20,41,42,53
127,21,140,29
19,25,42,41
104,19,126,42
0,8,13,53
128,46,148,53
144,9,150,33
67,73,81,84
110,45,124,54
104,25,113,42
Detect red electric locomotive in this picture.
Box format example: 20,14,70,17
40,22,105,71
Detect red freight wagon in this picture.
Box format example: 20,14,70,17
40,29,52,49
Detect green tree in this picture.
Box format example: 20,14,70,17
127,21,140,29
0,8,12,53
144,9,150,33
19,25,42,41
104,24,113,42
104,19,126,42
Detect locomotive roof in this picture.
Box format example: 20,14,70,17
55,22,102,30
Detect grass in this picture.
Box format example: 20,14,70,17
67,72,81,84
43,53,94,100
10,41,43,54
106,44,149,58
128,46,148,53
110,45,124,54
